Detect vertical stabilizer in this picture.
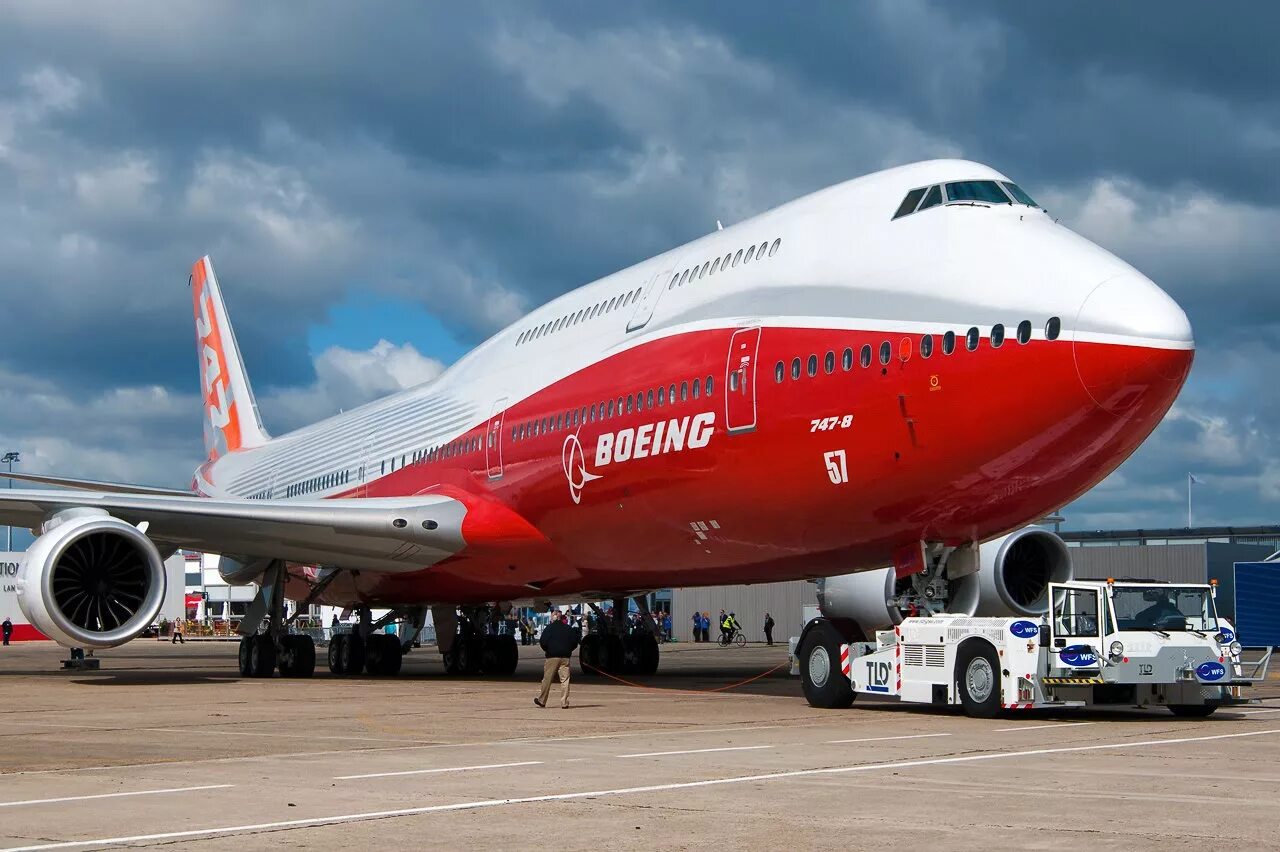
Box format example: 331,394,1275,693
191,256,271,460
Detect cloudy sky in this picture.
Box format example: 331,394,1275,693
0,1,1276,539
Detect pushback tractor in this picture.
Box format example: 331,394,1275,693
798,580,1270,718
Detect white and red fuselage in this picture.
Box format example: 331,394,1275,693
193,159,1194,608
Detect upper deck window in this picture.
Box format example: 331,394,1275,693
945,180,1013,205
1000,181,1040,208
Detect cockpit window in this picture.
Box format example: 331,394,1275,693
917,185,942,211
1000,181,1040,208
893,187,928,220
945,181,1013,205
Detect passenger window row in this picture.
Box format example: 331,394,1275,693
892,180,1040,220
378,431,486,478
773,317,1061,382
516,286,645,347
514,237,783,348
668,238,782,291
512,374,716,443
285,468,354,498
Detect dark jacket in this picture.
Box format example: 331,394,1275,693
539,621,581,658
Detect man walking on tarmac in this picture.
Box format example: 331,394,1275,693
763,612,775,646
2,616,12,646
535,610,580,709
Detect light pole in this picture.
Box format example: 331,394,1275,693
2,452,18,552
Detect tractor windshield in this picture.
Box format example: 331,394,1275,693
1111,586,1219,632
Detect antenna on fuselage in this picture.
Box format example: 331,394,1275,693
716,220,723,231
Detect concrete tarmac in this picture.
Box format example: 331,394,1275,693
1,639,1278,850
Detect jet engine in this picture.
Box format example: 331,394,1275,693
816,527,1073,633
17,509,167,648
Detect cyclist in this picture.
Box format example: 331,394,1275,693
720,611,741,645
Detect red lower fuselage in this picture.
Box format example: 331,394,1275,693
300,322,1190,607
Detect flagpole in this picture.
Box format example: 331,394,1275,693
1187,473,1192,528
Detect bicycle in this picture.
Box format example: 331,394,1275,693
717,629,746,648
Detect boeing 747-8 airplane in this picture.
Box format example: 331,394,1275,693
1,159,1192,684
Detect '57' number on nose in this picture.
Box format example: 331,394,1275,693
823,450,848,485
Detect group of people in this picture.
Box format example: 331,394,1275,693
689,610,776,645
636,610,673,641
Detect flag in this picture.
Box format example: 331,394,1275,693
1189,473,1203,485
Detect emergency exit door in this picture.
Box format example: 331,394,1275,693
725,326,761,434
486,398,507,480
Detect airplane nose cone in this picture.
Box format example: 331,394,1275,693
1074,273,1194,414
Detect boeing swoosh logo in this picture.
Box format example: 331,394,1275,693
562,432,602,504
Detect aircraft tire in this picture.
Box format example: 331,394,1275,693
443,645,461,674
451,636,481,675
379,637,403,676
578,635,601,676
799,621,854,709
601,635,625,675
248,635,276,678
328,634,345,674
955,640,1002,719
364,635,384,675
238,635,254,677
340,633,366,675
283,635,316,678
483,635,518,676
637,633,659,676
362,635,402,676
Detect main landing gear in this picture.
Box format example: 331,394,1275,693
327,631,403,676
578,596,660,679
326,605,421,677
432,604,519,677
237,561,319,679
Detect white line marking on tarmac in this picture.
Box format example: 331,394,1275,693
336,761,542,780
618,746,771,758
991,722,1095,732
826,733,952,744
8,729,1277,851
0,784,232,809
1236,708,1280,715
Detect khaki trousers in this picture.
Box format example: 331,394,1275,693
538,657,571,707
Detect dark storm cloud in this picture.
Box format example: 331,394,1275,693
656,2,1280,202
0,1,1275,529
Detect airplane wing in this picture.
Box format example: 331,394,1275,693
0,471,195,496
0,487,487,572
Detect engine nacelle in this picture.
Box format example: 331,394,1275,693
17,509,167,648
950,527,1074,618
816,527,1073,632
